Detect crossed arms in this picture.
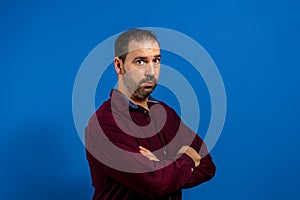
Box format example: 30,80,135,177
85,104,216,198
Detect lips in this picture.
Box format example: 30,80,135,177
139,76,157,89
141,82,155,87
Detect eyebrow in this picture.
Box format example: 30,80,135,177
133,55,161,61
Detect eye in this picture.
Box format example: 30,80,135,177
153,58,161,64
136,60,145,65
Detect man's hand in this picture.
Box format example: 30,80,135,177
139,146,160,161
139,145,201,167
177,146,201,167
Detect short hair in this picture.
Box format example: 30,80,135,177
114,28,160,62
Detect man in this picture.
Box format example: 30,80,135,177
85,28,216,200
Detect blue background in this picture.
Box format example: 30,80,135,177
1,0,299,199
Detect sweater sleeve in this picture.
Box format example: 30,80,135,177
169,108,216,188
182,140,216,188
179,122,216,188
85,113,195,198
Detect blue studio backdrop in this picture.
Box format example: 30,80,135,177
1,0,299,199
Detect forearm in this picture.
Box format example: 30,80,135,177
173,120,216,188
182,153,216,188
87,149,195,198
86,120,196,197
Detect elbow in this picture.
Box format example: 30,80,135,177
206,160,216,181
202,155,216,181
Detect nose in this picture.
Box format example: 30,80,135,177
145,62,155,76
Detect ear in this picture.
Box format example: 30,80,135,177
114,57,123,74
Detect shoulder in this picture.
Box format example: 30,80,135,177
96,99,112,117
86,99,112,128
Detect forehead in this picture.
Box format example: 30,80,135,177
127,40,160,57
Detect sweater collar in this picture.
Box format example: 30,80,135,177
110,89,159,111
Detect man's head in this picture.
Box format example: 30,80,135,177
114,29,161,101
114,28,160,62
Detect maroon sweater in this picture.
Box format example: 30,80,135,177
85,90,216,200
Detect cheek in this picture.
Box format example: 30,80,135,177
155,68,160,79
129,69,145,81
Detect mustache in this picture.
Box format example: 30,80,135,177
139,75,157,85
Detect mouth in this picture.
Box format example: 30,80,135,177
141,82,155,89
141,81,155,89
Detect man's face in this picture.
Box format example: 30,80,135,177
120,39,161,100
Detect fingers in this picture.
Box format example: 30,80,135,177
139,146,150,153
177,146,201,167
139,146,160,161
177,146,189,154
141,152,159,161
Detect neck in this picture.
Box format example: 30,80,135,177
130,96,149,110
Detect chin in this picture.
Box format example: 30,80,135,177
132,88,154,100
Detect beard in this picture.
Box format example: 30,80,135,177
121,69,157,100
